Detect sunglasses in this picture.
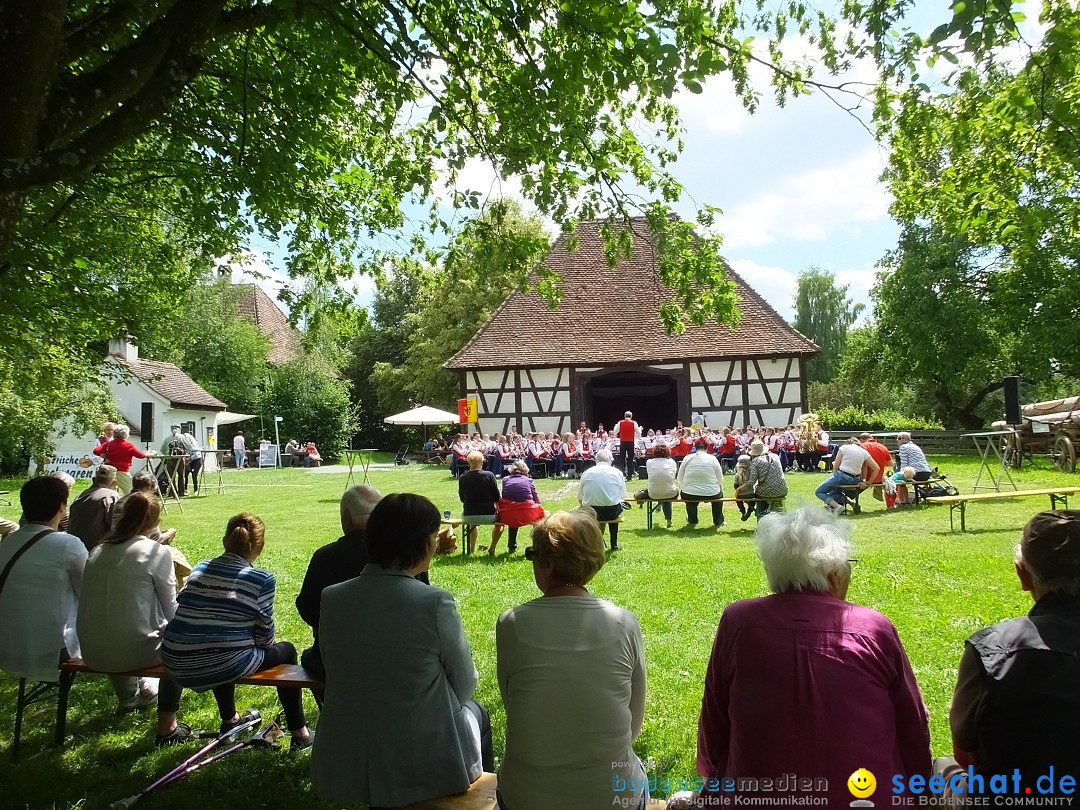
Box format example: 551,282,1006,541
524,546,540,561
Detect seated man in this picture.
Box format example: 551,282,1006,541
936,511,1080,797
578,449,628,551
67,464,120,552
860,432,894,502
815,438,878,515
296,485,397,699
0,477,87,685
896,431,933,480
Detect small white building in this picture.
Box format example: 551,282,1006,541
40,337,240,479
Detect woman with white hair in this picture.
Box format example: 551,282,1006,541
93,424,156,494
675,508,930,808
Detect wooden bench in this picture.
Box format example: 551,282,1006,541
639,497,784,529
394,773,669,809
926,487,1080,532
10,659,322,763
398,772,498,809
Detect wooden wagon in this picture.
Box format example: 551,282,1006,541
996,396,1080,472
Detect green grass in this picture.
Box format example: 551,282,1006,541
1,455,1072,809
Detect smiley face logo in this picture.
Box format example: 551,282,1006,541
848,769,877,799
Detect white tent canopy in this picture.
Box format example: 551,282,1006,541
384,405,460,426
215,412,259,426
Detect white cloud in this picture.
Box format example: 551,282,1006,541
835,266,878,320
727,258,799,319
714,148,892,249
725,259,878,321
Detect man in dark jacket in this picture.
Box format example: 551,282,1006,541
938,511,1080,797
67,464,119,551
296,485,383,688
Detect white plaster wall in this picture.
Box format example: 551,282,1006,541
527,367,565,388
696,361,735,383
756,407,797,426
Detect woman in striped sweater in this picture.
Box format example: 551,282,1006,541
161,513,312,749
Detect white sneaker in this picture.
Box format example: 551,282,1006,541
827,501,846,515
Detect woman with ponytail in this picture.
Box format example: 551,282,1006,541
162,513,313,749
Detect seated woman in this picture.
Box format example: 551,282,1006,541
304,441,322,467
77,492,191,743
671,508,929,808
645,442,679,529
311,493,493,806
161,514,312,749
496,509,646,809
458,450,500,554
677,439,725,527
490,460,545,556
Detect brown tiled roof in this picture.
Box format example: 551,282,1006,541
111,357,227,410
446,218,819,369
234,284,303,365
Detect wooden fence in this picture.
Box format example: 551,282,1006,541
829,430,982,454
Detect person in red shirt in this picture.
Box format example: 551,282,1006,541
716,427,739,471
615,411,639,481
669,430,693,461
859,432,894,501
93,424,155,494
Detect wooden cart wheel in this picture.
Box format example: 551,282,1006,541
1055,435,1076,473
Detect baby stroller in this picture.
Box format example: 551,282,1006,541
394,445,410,465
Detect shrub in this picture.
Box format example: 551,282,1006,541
814,406,944,432
258,357,359,461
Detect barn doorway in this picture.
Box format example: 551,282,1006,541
585,370,679,434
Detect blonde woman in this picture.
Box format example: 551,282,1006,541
458,450,500,553
496,509,646,809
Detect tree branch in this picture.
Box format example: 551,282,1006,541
63,0,156,63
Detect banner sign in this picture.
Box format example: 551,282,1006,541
457,397,478,424
42,453,98,481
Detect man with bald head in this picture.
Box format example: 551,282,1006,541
296,485,383,686
937,511,1080,797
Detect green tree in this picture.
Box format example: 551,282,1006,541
857,0,1080,292
141,279,272,412
793,268,865,384
345,260,430,447
389,201,550,407
259,357,358,462
0,0,780,344
872,226,1022,429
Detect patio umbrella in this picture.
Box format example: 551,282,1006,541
384,405,461,443
383,405,461,425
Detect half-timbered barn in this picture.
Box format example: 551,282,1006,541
445,218,819,436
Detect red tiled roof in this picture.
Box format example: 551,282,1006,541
234,284,303,365
111,357,227,410
446,218,818,369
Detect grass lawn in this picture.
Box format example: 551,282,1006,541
1,453,1074,809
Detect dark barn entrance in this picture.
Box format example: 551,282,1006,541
584,371,679,434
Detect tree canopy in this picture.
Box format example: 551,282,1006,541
793,268,864,385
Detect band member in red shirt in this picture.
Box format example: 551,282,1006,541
616,411,640,481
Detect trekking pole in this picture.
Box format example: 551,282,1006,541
108,709,262,809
